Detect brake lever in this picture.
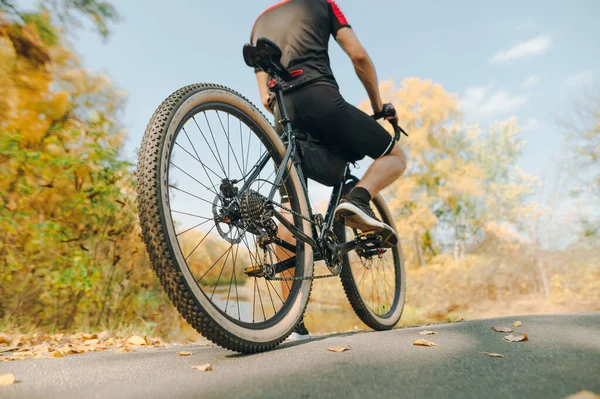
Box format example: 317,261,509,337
389,118,408,141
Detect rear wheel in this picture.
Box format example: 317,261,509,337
337,193,406,330
137,84,313,353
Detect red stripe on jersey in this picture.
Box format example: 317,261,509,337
327,0,348,25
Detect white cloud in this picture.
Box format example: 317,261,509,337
490,35,552,64
521,75,542,89
461,82,528,119
521,118,541,131
566,69,596,86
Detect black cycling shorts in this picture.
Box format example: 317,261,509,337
274,83,396,162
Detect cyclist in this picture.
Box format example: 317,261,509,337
251,0,407,340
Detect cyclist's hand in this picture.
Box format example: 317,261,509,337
262,96,273,114
381,103,397,120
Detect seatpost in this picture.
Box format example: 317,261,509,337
268,77,293,135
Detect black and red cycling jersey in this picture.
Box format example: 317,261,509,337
250,0,351,91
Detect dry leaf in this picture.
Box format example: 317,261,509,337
0,373,15,386
492,326,513,333
191,364,212,372
0,346,18,354
50,350,63,358
126,336,146,346
419,330,437,336
413,338,438,349
514,321,523,327
177,351,193,356
0,335,8,345
564,390,600,399
479,351,504,358
328,345,352,353
503,333,528,342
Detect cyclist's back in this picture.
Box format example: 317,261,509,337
251,0,347,92
251,0,396,162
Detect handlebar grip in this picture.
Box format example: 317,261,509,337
387,118,408,141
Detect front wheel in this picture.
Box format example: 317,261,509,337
336,193,406,330
136,83,314,353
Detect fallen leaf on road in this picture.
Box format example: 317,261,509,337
564,390,600,399
0,373,15,386
328,345,352,353
0,346,18,354
126,336,146,346
191,364,212,372
492,326,513,333
419,330,437,335
113,347,135,353
514,321,523,327
177,351,193,356
49,350,63,358
478,351,504,358
503,333,528,342
413,338,438,349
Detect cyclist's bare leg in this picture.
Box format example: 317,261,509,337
275,211,295,300
356,143,407,196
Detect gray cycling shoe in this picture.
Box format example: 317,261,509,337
335,197,399,248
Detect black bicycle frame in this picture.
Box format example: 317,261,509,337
239,77,354,256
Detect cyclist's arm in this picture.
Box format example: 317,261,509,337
336,28,383,114
255,71,273,114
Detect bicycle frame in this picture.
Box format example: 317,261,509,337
239,77,358,262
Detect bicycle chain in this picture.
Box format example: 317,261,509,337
267,273,340,281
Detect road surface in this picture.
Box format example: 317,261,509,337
1,313,599,399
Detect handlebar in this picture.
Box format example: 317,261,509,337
371,104,408,141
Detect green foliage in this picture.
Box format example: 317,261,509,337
0,11,170,332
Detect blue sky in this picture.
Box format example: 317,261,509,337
23,0,600,182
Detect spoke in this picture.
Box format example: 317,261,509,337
180,126,221,191
169,183,216,207
172,210,213,220
202,113,228,177
210,244,234,300
225,241,242,318
239,120,246,179
266,278,285,305
217,111,246,179
266,245,293,294
185,224,216,261
252,278,257,323
192,116,227,178
258,168,277,192
256,276,267,322
170,162,219,197
197,245,233,283
245,125,252,175
174,141,223,182
264,253,277,315
176,219,213,237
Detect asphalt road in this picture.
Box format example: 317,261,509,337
1,313,599,399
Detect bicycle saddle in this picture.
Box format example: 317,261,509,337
243,37,294,82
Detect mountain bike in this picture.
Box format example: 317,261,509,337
136,38,407,353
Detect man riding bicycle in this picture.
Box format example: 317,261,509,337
251,0,407,339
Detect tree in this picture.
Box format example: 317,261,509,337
0,0,118,38
359,79,538,266
0,10,166,331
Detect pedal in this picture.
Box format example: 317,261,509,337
244,266,263,277
357,231,382,242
